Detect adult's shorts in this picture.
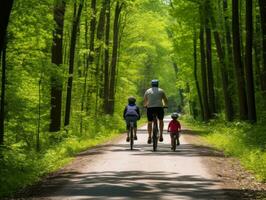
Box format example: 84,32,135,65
147,107,164,121
125,116,138,129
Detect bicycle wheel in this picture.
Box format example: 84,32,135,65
172,135,176,151
153,123,158,151
130,126,134,150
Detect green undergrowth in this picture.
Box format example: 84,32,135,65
0,119,124,198
182,116,266,182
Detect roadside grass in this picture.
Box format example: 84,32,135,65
0,124,123,198
182,116,266,182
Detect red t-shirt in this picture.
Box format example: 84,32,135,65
168,120,181,132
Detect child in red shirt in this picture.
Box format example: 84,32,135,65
167,112,181,149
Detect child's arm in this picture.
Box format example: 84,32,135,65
167,121,171,132
123,107,127,119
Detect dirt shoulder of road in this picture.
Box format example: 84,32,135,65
182,128,266,200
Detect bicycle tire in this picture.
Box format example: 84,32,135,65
172,135,176,151
130,126,134,150
153,123,158,151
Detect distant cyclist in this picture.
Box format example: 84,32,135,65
123,96,141,142
144,80,168,144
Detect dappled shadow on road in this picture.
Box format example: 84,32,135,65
107,143,224,158
19,171,265,200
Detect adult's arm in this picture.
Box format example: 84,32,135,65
162,91,168,107
143,92,148,107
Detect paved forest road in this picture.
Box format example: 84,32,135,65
22,116,231,200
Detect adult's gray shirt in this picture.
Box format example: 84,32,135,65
144,87,168,108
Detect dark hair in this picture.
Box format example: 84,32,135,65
128,96,136,104
151,79,159,87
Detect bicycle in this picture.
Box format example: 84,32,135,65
152,113,159,151
171,131,180,151
128,121,135,150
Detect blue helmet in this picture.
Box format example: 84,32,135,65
151,79,159,87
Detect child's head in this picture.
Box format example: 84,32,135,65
171,112,179,120
128,96,136,105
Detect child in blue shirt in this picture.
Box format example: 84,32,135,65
123,96,141,142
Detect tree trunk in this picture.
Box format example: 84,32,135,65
208,2,233,121
95,0,106,114
0,0,13,56
200,27,210,121
0,41,7,146
108,2,123,115
0,0,13,145
64,0,84,126
80,0,96,117
193,32,204,120
103,0,110,114
245,0,256,122
259,0,266,92
205,18,216,115
232,0,248,120
50,0,66,132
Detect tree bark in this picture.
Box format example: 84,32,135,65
259,0,266,92
95,0,107,114
103,0,110,114
64,0,84,126
193,32,204,120
205,18,216,115
108,2,123,115
200,27,210,121
0,0,13,145
245,0,256,122
0,0,13,57
0,41,7,146
50,0,66,132
232,0,248,120
208,1,233,121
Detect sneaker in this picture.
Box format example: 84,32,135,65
147,137,152,144
126,136,129,142
177,139,180,145
159,136,163,142
134,135,137,140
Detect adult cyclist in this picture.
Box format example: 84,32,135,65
144,80,168,144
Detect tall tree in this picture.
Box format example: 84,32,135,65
95,0,107,114
64,0,84,126
107,1,123,115
0,0,14,145
193,31,204,120
232,0,248,120
200,26,210,121
205,16,216,115
259,0,266,93
103,0,111,114
245,0,256,122
49,0,66,132
0,0,13,57
209,0,233,121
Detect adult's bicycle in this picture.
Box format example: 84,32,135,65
151,113,159,151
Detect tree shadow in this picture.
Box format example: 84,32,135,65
16,171,265,200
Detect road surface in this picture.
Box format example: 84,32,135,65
24,116,229,200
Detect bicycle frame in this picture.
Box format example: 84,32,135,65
152,114,159,151
129,121,134,150
171,132,180,151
